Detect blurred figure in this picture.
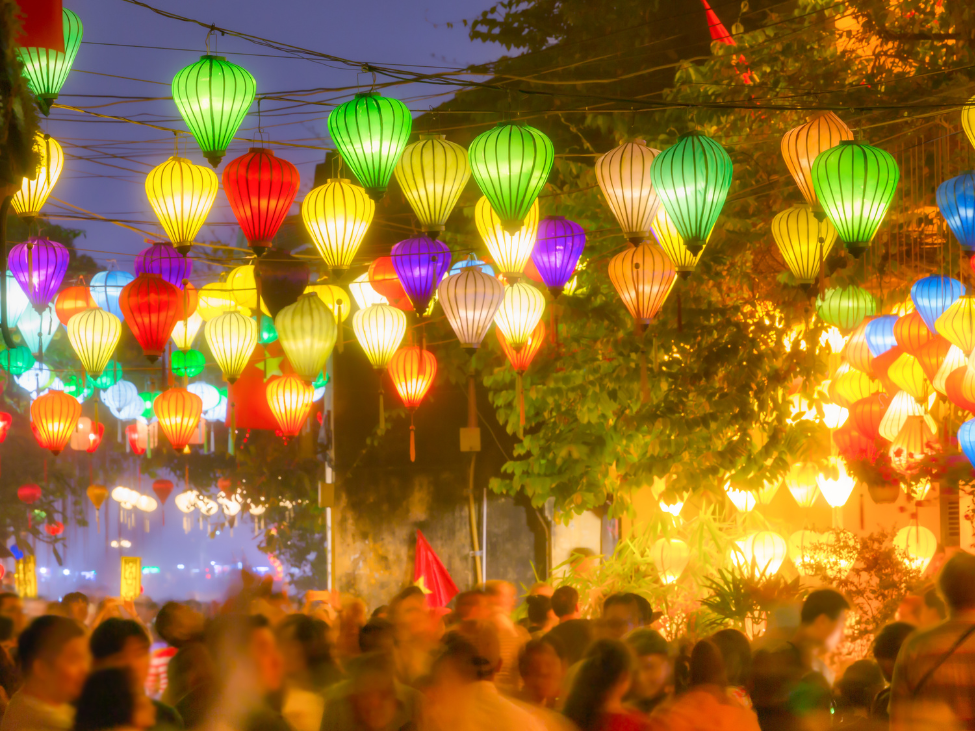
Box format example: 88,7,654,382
420,636,479,731
0,596,25,640
335,599,367,664
568,549,597,580
154,602,210,718
60,594,90,626
529,583,554,599
710,629,752,709
920,589,948,629
833,660,884,730
89,619,182,731
891,551,975,730
625,629,671,714
277,615,342,731
526,596,557,637
870,622,914,721
517,637,565,708
601,595,642,641
562,639,640,731
483,581,529,694
74,667,156,731
389,587,437,686
320,652,420,731
358,620,395,656
452,592,490,625
1,616,89,731
789,589,849,682
546,587,592,666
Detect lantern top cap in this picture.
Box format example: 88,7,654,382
419,134,446,140
198,54,228,62
326,178,351,184
677,131,705,139
839,140,860,146
628,139,647,146
166,155,191,164
542,215,567,221
246,147,274,155
354,91,381,99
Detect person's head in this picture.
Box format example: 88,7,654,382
920,588,947,627
563,639,632,731
628,594,655,627
359,618,395,655
348,652,398,731
525,595,554,628
154,601,205,648
938,551,975,614
17,615,90,703
626,629,671,701
89,618,152,688
207,614,284,694
0,615,14,645
689,639,727,688
799,589,850,651
602,593,641,639
872,622,915,682
836,660,885,712
529,582,554,598
518,638,564,706
61,592,90,624
450,619,501,680
74,667,156,731
551,586,580,620
276,613,332,683
389,586,430,640
569,548,597,578
710,628,751,688
453,591,489,623
483,580,516,615
0,593,25,635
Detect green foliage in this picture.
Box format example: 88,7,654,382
0,0,38,188
700,565,804,637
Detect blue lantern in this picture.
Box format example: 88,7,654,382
532,216,586,297
937,172,975,252
911,275,966,333
390,235,452,315
90,270,135,320
449,254,495,277
864,315,898,357
959,418,975,467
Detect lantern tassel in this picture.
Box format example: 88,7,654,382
551,306,559,350
410,413,416,463
517,372,525,429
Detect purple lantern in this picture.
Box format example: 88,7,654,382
9,238,69,312
391,236,452,315
531,216,585,297
135,242,192,288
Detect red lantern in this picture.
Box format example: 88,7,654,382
498,320,546,373
850,393,890,442
388,347,437,462
31,391,82,456
222,148,300,254
870,346,902,396
216,477,233,496
55,285,96,326
0,411,11,443
18,483,41,505
175,281,199,320
945,367,975,414
87,421,105,453
119,274,182,362
266,375,315,438
834,423,881,462
893,311,933,357
368,257,413,311
154,388,203,451
44,521,64,537
153,479,174,505
915,335,953,381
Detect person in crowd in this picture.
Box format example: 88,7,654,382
358,620,394,656
624,628,671,714
320,652,420,731
526,596,557,637
388,587,438,686
0,596,25,642
562,639,641,731
517,637,565,709
891,551,975,730
529,583,554,599
920,588,947,629
869,622,914,721
277,614,342,731
710,628,752,709
335,600,367,665
154,602,210,715
601,595,644,641
568,549,597,580
482,581,529,693
74,667,156,731
833,660,885,730
0,616,19,696
419,635,479,731
0,615,89,731
545,586,592,666
89,619,182,731
788,589,849,683
452,591,490,625
60,594,90,626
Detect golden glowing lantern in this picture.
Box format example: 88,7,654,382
349,272,387,309
304,284,350,324
595,140,661,245
394,135,470,236
650,538,689,584
153,388,203,451
893,524,937,573
659,497,684,517
887,352,930,402
965,97,975,150
301,179,374,272
608,243,676,326
817,456,856,507
832,368,880,405
171,311,203,351
197,282,239,320
935,295,975,355
771,204,837,288
733,532,787,575
494,282,545,351
474,196,538,279
31,391,81,456
889,415,936,473
843,319,874,374
821,326,847,354
145,156,218,254
786,462,820,507
266,374,315,437
438,268,504,352
781,112,853,206
821,401,849,430
755,481,780,506
352,303,407,371
788,530,824,576
226,264,268,316
878,390,929,441
934,344,968,394
204,311,258,384
12,133,64,219
650,207,705,278
724,483,756,512
275,293,338,381
66,309,122,378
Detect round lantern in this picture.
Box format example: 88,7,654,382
786,462,820,507
911,275,965,333
817,457,855,508
12,133,64,217
887,353,929,402
223,148,300,253
266,375,315,438
146,156,219,254
66,309,122,378
595,140,662,244
934,345,968,394
171,350,205,378
1,346,36,376
172,55,255,167
864,315,898,357
197,282,239,320
304,285,350,325
44,521,64,537
781,112,853,206
893,525,937,573
532,217,585,296
154,388,203,451
349,272,388,310
388,346,438,461
352,304,407,370
205,311,258,384
9,238,69,311
275,294,338,382
119,274,182,362
651,207,704,278
498,319,545,373
368,256,412,310
100,380,140,420
495,283,545,351
815,286,877,332
172,312,204,351
18,303,59,356
255,248,310,318
391,236,452,315
735,532,787,575
468,122,554,234
938,171,975,251
650,538,690,584
225,265,267,315
893,312,933,356
31,390,81,456
811,140,899,257
649,131,733,255
890,415,936,474
135,242,192,288
935,295,975,355
55,285,95,327
771,204,837,288
394,134,471,236
17,8,83,115
475,196,539,280
90,270,134,320
2,273,30,330
18,484,41,505
608,243,675,326
302,179,374,273
438,268,505,353
327,92,411,201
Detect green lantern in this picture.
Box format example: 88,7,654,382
0,346,35,375
468,122,554,235
811,140,899,258
63,374,93,402
327,92,411,201
92,361,123,389
259,314,278,344
648,131,733,256
172,55,256,167
171,349,205,378
17,8,83,116
313,371,330,389
139,391,161,420
816,285,877,333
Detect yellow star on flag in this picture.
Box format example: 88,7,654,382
413,575,432,595
257,355,284,380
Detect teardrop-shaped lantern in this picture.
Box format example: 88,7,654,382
878,390,927,442
498,320,545,373
55,286,95,327
31,390,81,456
391,236,452,315
349,272,388,310
935,295,975,355
786,463,820,508
650,207,704,279
17,8,83,116
205,311,258,383
934,345,968,395
266,375,315,437
475,196,539,280
438,268,504,353
0,346,35,376
12,134,64,218
781,112,853,207
469,122,554,235
134,242,192,288
223,148,300,253
18,303,59,356
226,264,267,315
90,270,134,319
172,55,256,167
494,283,545,351
352,304,408,370
945,365,975,413
843,319,874,374
817,457,856,508
771,204,837,289
937,171,975,252
328,92,412,201
959,418,975,467
275,293,338,382
9,238,69,311
389,346,437,410
887,353,930,402
911,275,966,333
850,393,890,441
650,538,690,584
146,157,219,254
893,312,933,356
304,285,351,325
832,367,881,406
595,140,661,244
815,286,877,333
154,388,203,451
119,274,182,362
607,243,676,326
172,311,204,352
2,274,29,330
255,248,310,317
368,257,411,311
394,134,470,236
864,315,898,357
811,140,899,257
67,309,121,378
649,131,733,255
302,179,374,273
890,415,936,473
917,335,953,382
532,217,585,297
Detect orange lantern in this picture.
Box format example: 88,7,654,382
31,391,82,456
55,285,96,326
388,346,437,462
497,320,545,428
893,311,933,356
607,243,675,328
154,388,203,451
265,374,315,439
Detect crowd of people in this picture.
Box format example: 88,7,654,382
0,550,974,731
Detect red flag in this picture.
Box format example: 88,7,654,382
413,530,458,608
15,0,64,52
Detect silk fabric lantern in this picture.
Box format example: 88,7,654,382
724,484,756,513
850,393,890,441
146,157,218,254
608,243,675,326
889,415,936,474
495,283,545,351
934,345,968,394
394,134,470,236
352,304,407,370
12,134,64,217
135,242,192,288
911,276,965,332
734,532,787,575
18,303,59,356
475,196,539,280
771,204,837,288
786,462,820,507
781,112,853,207
817,457,855,508
843,319,874,374
172,312,203,351
958,418,975,466
391,236,451,314
916,335,952,382
154,388,203,451
90,270,134,319
0,347,35,376
255,248,310,318
893,525,937,573
595,140,662,244
438,268,504,352
31,390,81,456
266,375,315,438
878,390,927,442
945,366,975,414
223,148,300,253
67,309,121,378
275,294,337,382
893,312,933,356
651,207,704,279
864,315,898,357
937,171,975,251
198,283,239,321
226,265,267,315
936,295,975,355
55,285,95,326
119,274,182,362
349,272,388,310
304,285,350,325
498,320,545,373
2,274,29,330
205,311,258,384
388,346,438,461
368,257,412,311
17,8,83,115
9,238,69,311
302,179,374,273
816,286,876,332
650,538,689,584
532,217,585,296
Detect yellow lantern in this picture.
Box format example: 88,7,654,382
650,538,689,584
733,531,787,575
843,319,874,374
817,456,855,508
933,344,968,394
832,367,880,405
936,295,975,356
724,483,756,513
964,96,975,151
595,140,661,245
821,326,847,354
788,530,824,576
394,134,470,236
786,462,820,508
781,112,853,206
171,311,204,351
226,264,268,316
475,196,539,280
494,282,545,351
266,374,315,437
304,284,350,324
893,524,937,573
887,352,930,402
66,309,121,378
348,272,388,310
301,179,374,272
275,293,337,382
204,310,258,384
352,303,407,370
755,481,780,506
12,132,64,219
197,282,239,321
889,415,936,474
771,203,837,288
878,390,927,441
659,498,684,517
145,156,218,254
650,207,705,278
